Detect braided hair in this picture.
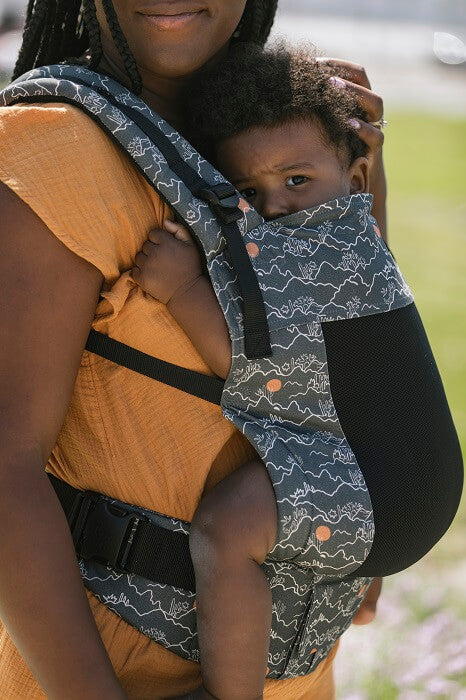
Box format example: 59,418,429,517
12,0,279,94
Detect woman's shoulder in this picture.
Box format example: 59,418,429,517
0,102,168,283
0,101,120,162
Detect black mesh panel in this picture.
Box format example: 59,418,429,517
321,303,463,577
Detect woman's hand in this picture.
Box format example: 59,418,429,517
352,576,383,625
319,58,388,240
132,220,203,306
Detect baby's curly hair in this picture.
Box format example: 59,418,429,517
184,42,369,166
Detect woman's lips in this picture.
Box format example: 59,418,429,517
137,10,205,30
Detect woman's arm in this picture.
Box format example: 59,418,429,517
0,182,126,699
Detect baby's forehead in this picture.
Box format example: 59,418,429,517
217,119,342,177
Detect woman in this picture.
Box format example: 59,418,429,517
0,1,386,697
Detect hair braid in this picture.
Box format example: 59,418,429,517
236,0,278,46
24,0,36,30
13,0,49,79
81,0,102,68
35,1,57,66
101,0,142,94
46,1,70,63
59,2,84,59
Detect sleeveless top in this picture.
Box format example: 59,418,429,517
0,102,339,699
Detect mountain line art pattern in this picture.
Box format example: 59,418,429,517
2,65,414,679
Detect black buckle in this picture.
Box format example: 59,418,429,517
70,492,146,572
196,183,243,224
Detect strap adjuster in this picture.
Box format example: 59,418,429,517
196,183,243,224
70,492,146,572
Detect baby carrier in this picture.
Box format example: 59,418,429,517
0,64,428,678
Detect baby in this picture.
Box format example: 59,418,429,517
133,44,372,700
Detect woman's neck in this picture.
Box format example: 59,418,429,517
97,52,188,132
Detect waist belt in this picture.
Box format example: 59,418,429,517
48,473,196,592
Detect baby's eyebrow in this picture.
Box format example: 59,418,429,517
232,162,317,186
230,176,253,187
277,162,316,172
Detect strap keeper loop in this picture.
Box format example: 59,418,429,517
196,183,243,224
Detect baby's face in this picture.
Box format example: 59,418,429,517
217,119,368,220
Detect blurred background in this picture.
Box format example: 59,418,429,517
1,1,465,698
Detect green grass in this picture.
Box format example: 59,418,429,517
383,113,466,538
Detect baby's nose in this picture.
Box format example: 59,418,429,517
259,191,291,221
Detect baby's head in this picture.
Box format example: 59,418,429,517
185,43,370,220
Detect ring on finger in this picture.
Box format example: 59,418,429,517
369,118,388,129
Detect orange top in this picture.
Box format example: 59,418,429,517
0,103,338,699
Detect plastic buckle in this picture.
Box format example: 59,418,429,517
197,183,243,224
72,495,145,572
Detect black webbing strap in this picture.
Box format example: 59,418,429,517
9,75,272,359
48,473,196,592
86,329,224,405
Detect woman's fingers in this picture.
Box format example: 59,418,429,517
348,117,385,152
317,56,372,90
329,75,384,123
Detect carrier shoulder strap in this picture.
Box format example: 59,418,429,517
1,65,271,404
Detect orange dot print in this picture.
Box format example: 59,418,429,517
373,224,382,238
246,242,260,258
266,379,282,393
315,526,331,542
238,197,252,213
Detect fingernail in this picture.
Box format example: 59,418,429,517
348,118,361,130
329,76,346,89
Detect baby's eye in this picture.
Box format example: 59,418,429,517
286,175,309,187
240,187,257,200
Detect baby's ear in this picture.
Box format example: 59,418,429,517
349,157,370,194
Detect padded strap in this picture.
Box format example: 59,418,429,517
86,329,224,405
